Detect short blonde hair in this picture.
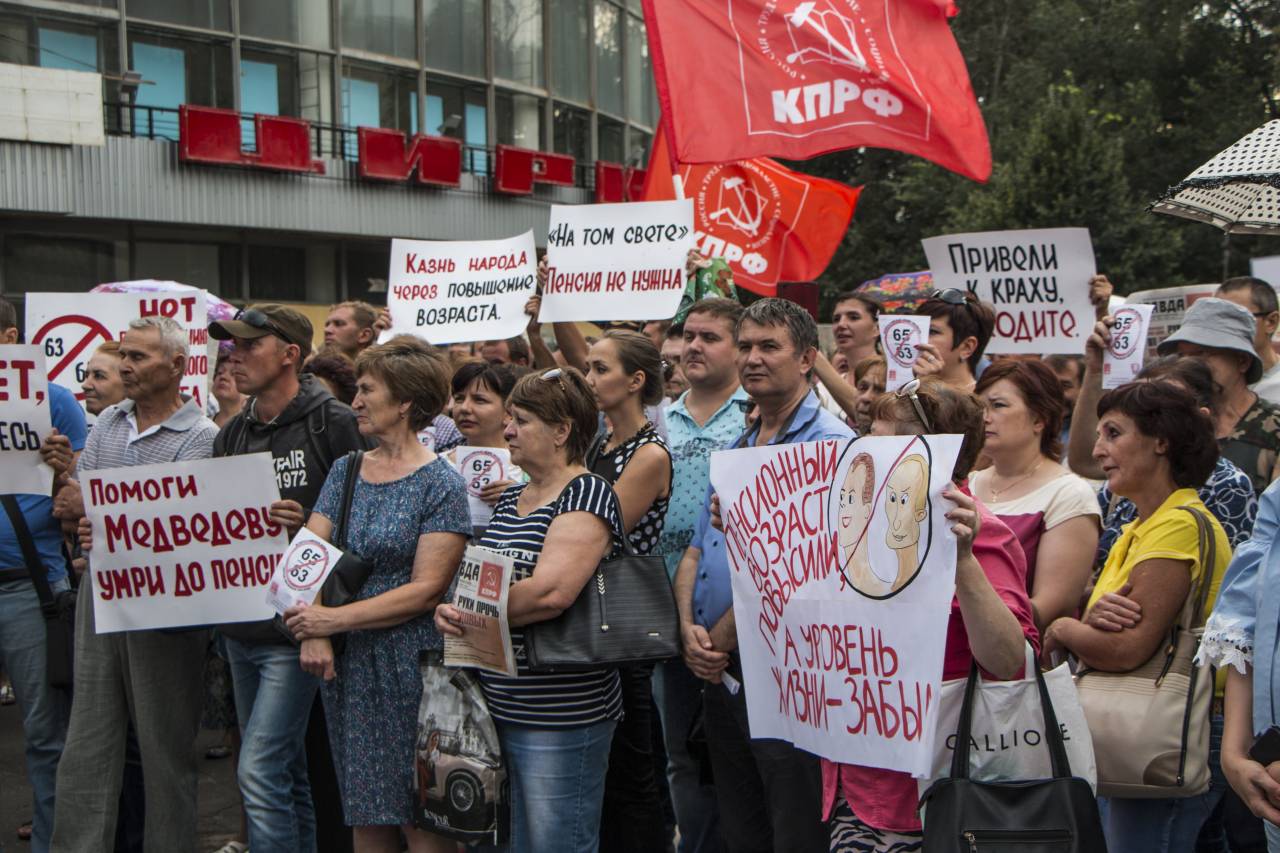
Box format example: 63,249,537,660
354,335,450,431
330,300,379,331
507,367,599,465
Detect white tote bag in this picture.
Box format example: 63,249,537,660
916,644,1097,797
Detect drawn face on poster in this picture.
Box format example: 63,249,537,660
829,438,935,600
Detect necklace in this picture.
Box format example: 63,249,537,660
987,458,1043,502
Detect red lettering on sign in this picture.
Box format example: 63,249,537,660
357,127,463,187
594,161,648,203
493,145,576,195
179,105,325,174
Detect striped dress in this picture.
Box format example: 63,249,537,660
476,473,624,727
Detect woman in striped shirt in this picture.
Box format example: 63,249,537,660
435,366,623,853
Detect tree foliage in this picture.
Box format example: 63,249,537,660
805,0,1280,312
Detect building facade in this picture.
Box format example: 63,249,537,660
0,0,659,317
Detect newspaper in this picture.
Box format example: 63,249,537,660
443,546,516,676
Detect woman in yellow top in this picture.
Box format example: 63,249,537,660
1043,380,1231,853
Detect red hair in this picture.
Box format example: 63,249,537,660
974,359,1066,459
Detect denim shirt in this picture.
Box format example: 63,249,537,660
1199,477,1280,734
690,390,854,629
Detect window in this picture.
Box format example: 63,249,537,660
423,0,484,78
598,115,623,163
493,0,543,87
496,90,542,149
550,0,588,104
625,14,655,126
128,0,231,31
240,1,330,48
345,244,391,305
249,246,307,301
593,1,622,115
0,16,117,74
239,49,301,147
553,102,590,162
340,0,416,59
341,63,418,156
129,35,234,140
426,77,488,170
133,242,230,295
3,235,116,294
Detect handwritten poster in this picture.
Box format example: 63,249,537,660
878,315,930,392
444,545,516,676
539,199,695,323
921,228,1095,355
388,232,537,345
0,346,54,496
266,528,344,615
709,434,964,775
1103,303,1155,389
83,453,288,633
25,291,210,412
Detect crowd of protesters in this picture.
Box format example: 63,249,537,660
6,259,1280,853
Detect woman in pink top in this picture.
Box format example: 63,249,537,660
823,379,1039,851
970,360,1100,632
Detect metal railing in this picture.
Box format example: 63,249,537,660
102,101,598,189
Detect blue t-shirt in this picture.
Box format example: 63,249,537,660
0,384,88,583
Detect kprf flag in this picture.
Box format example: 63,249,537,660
642,0,991,182
643,124,861,297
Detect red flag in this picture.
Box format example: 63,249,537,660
643,124,861,297
642,0,991,182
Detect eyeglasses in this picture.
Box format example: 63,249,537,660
895,378,933,432
930,288,969,305
235,308,290,342
540,367,568,391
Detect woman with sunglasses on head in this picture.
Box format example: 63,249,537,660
822,378,1037,852
443,361,527,536
435,367,628,853
912,290,997,393
582,329,673,853
969,360,1100,632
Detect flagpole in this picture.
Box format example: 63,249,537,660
672,174,685,200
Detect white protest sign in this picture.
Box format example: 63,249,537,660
455,447,516,530
1103,303,1155,389
539,199,694,322
921,228,1095,355
25,291,211,412
1252,256,1280,285
878,315,931,392
0,346,54,496
266,528,344,616
1126,284,1218,359
709,434,964,776
444,545,516,676
83,453,288,633
388,232,538,345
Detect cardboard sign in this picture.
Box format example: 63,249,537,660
878,315,931,392
709,434,964,775
1125,284,1218,359
25,291,210,412
266,528,344,615
444,545,516,676
455,446,516,530
82,453,288,633
0,346,54,496
1103,304,1155,389
921,228,1095,355
388,232,538,345
539,199,695,322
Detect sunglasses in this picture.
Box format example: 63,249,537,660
662,359,675,382
540,367,568,392
895,378,933,432
235,308,291,343
930,288,971,306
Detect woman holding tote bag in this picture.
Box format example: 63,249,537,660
1042,380,1231,853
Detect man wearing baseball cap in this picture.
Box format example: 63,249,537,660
1157,297,1280,496
209,304,369,853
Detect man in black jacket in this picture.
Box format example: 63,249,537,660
209,305,369,853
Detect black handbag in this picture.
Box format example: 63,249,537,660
275,450,373,655
1,495,76,691
918,661,1108,852
524,487,681,673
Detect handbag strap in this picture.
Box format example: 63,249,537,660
333,450,362,550
948,645,1072,781
0,495,57,609
1175,506,1216,632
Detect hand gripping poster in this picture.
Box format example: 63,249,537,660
709,434,963,776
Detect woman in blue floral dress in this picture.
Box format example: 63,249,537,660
285,337,470,853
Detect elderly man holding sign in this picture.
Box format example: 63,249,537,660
53,315,220,853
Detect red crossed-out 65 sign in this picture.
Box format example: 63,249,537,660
31,315,115,401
